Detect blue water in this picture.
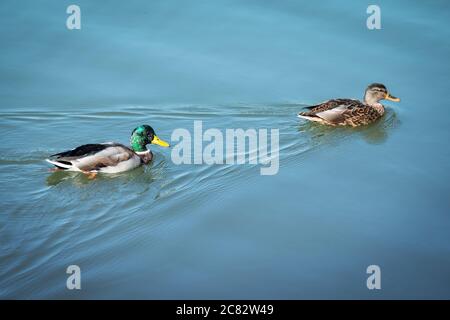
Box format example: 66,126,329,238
1,0,450,299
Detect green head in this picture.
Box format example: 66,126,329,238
130,125,169,152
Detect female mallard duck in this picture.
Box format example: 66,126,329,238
46,125,169,177
298,83,400,127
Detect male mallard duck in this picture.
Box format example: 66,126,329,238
46,125,169,177
298,83,400,126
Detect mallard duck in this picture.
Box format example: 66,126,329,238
298,83,400,126
46,125,169,177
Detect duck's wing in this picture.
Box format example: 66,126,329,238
47,143,137,172
304,99,360,113
299,99,366,124
50,143,113,160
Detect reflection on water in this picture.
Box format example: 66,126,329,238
46,170,86,186
359,110,400,145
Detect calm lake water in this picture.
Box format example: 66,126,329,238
1,0,450,299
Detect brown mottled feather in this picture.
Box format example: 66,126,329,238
299,99,384,127
305,99,361,113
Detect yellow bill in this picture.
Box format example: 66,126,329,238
151,135,170,147
385,92,400,102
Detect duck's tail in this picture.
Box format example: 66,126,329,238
298,112,318,120
298,112,329,124
45,159,74,170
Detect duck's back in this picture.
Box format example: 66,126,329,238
299,99,384,126
47,143,141,173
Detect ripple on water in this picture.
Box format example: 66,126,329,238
0,103,401,298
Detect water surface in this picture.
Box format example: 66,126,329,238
1,0,450,299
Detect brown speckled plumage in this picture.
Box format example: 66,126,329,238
299,99,384,127
298,84,400,127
